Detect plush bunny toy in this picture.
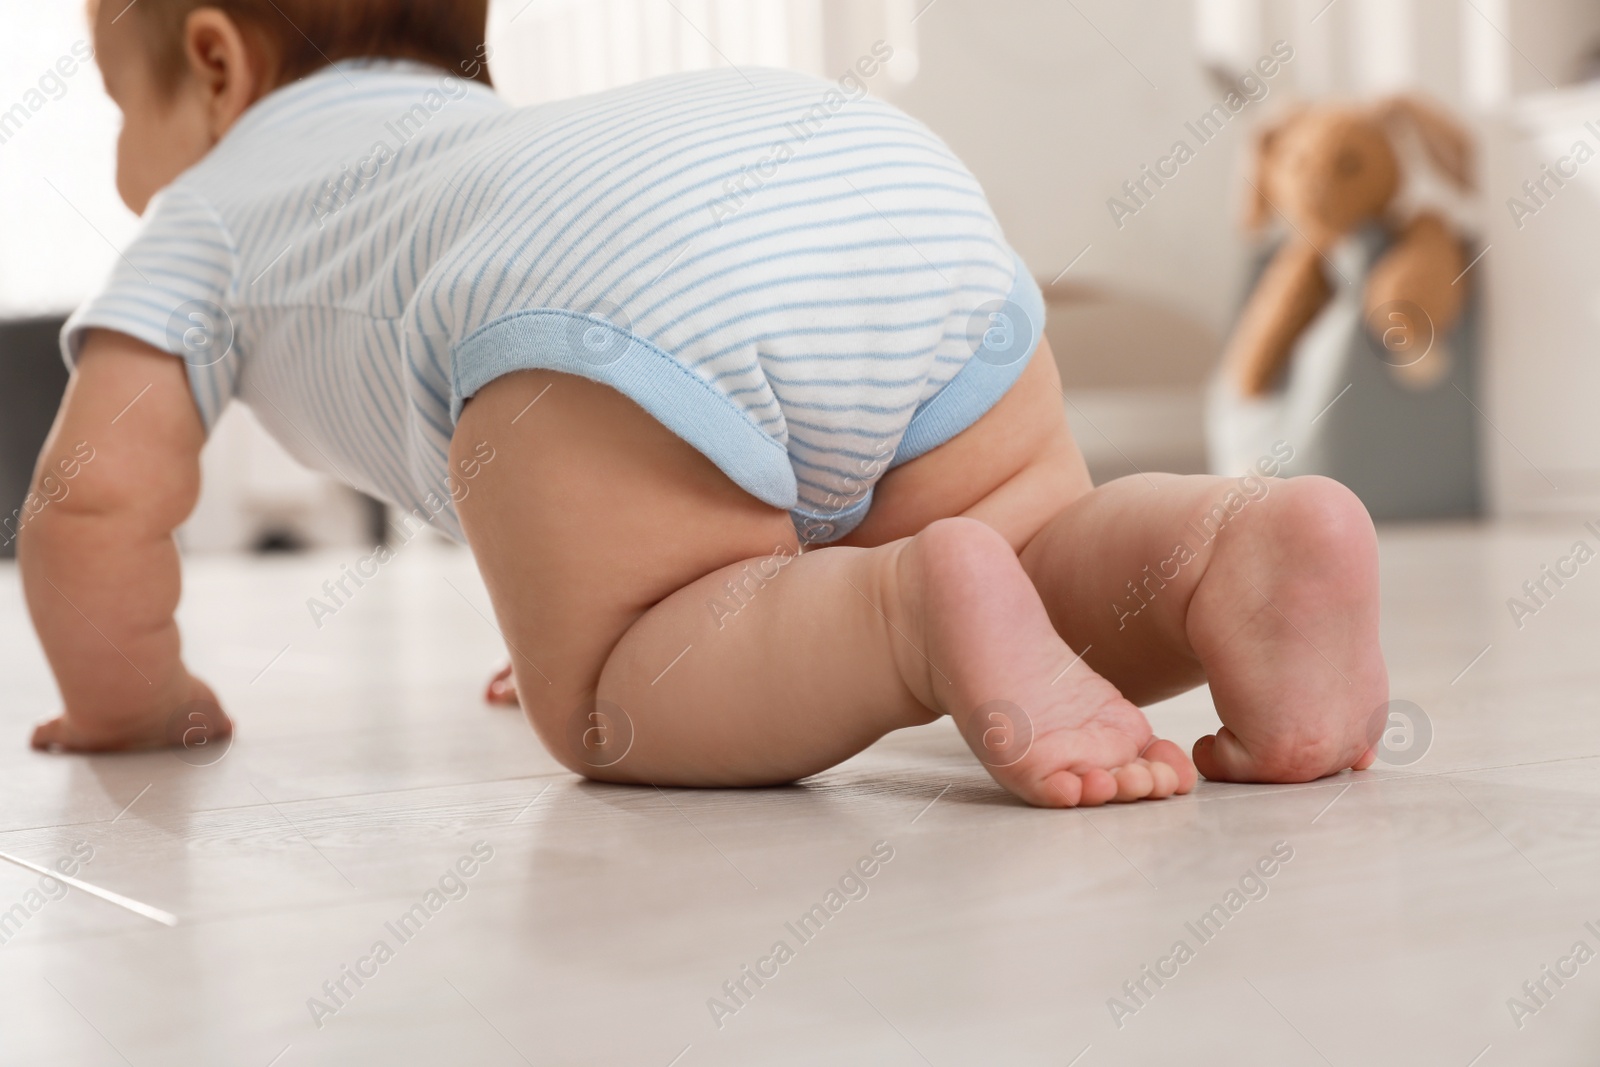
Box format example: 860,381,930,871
1223,95,1475,396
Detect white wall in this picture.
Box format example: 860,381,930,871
873,0,1255,338
1198,0,1600,109
483,0,1260,341
0,4,130,317
1461,0,1600,106
15,0,1600,359
7,0,1257,354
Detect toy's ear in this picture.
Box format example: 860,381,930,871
1243,106,1306,232
1376,93,1475,192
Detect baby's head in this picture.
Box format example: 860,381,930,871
88,0,490,214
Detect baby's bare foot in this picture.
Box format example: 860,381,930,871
897,519,1196,808
1188,477,1389,783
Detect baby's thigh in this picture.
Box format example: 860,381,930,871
839,340,1093,552
450,370,798,739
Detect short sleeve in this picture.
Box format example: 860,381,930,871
60,184,240,433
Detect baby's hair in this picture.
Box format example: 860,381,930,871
121,0,492,96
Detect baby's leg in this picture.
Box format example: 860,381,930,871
452,370,1193,807
1021,473,1389,783
844,345,1387,785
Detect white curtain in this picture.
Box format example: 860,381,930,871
486,0,920,106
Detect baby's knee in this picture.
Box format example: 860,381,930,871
1198,474,1373,558
1260,476,1376,563
1221,476,1381,614
1188,475,1378,608
522,687,638,782
905,516,1016,573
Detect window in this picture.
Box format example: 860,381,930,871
488,0,919,105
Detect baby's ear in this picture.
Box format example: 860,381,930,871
183,7,267,135
1375,93,1475,192
1243,105,1308,232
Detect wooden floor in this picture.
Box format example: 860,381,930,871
2,521,1599,1066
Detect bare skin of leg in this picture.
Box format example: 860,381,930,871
457,342,1387,805
844,350,1389,781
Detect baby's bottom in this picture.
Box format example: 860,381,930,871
453,343,1388,807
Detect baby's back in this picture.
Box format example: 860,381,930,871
67,58,1033,542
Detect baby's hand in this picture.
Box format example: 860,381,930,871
31,675,232,754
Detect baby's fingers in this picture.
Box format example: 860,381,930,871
31,717,66,752
29,714,188,754
29,717,108,753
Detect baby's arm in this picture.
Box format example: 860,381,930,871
20,329,226,752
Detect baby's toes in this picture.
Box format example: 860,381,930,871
1037,770,1085,808
1111,760,1156,802
1107,754,1195,802
1143,739,1198,796
1193,726,1262,783
1077,767,1119,807
1144,759,1180,799
484,665,519,706
1194,725,1363,783
1030,754,1193,807
1034,767,1120,808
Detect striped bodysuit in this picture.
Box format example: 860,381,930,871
64,58,1043,543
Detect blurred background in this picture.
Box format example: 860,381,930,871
3,0,1600,557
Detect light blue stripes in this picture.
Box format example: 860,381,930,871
62,61,1040,544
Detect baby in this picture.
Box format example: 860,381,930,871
21,0,1390,807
